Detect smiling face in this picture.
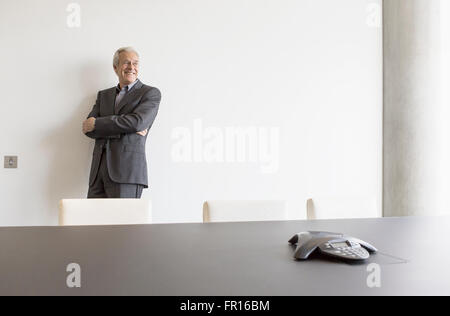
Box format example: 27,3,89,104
114,51,139,88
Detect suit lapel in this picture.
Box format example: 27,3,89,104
115,79,143,114
106,88,116,116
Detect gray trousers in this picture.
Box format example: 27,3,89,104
87,150,144,199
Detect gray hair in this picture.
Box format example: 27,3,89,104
113,47,139,67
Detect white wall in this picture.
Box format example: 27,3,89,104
0,0,382,226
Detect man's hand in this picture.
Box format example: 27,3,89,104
136,129,148,137
82,117,96,134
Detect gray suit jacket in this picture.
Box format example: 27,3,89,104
85,79,161,188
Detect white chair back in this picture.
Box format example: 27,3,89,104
203,200,287,223
306,196,379,220
59,199,152,226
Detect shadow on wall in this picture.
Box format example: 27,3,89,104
40,62,111,224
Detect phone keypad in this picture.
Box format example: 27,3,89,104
320,243,370,260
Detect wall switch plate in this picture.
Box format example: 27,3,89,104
4,156,18,168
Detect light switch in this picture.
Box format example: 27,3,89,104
4,156,18,169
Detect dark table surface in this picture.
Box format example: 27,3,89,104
0,216,449,295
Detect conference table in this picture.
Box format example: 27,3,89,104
0,216,449,296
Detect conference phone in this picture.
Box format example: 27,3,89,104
289,231,377,261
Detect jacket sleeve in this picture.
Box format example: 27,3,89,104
84,91,120,139
92,87,161,137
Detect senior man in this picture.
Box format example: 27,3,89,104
82,47,161,198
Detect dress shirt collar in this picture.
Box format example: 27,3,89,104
116,79,139,93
